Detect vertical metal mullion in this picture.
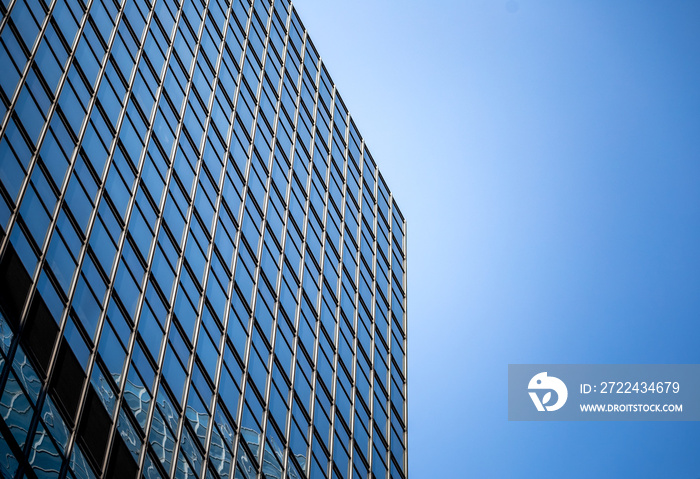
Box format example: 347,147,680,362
370,163,388,479
386,198,395,476
395,203,408,477
266,4,304,478
349,137,365,479
310,61,335,479
324,82,345,479
304,33,328,479
204,60,249,479
271,4,312,477
340,103,357,479
385,195,398,477
155,1,256,477
333,90,353,479
225,8,273,459
402,215,407,478
233,3,290,478
379,197,393,478
162,1,242,477
355,141,372,479
379,202,390,478
364,154,377,479
292,27,322,479
383,207,395,479
252,3,308,475
330,95,356,479
161,4,222,472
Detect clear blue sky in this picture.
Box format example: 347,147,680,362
292,1,700,477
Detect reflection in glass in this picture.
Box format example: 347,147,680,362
149,408,175,472
13,348,42,402
70,443,97,479
157,387,180,431
92,367,117,416
240,427,260,461
117,407,142,460
0,371,33,448
29,422,62,479
124,370,151,429
287,455,304,479
235,446,256,479
0,310,13,353
175,448,196,479
208,424,232,479
143,452,165,479
261,434,284,479
177,427,203,478
0,433,19,477
186,397,209,445
41,397,69,454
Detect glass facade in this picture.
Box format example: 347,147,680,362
0,0,407,477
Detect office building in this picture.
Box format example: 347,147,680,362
0,0,407,478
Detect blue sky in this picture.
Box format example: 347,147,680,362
292,1,700,477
